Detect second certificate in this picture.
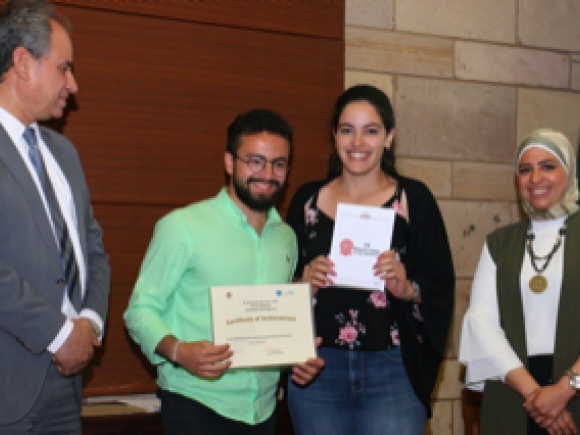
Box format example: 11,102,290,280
210,283,316,369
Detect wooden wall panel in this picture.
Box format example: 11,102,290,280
43,2,344,395
59,5,343,207
56,0,344,40
83,203,172,394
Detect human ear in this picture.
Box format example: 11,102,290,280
224,152,234,176
12,47,32,80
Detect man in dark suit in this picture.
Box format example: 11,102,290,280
0,1,111,433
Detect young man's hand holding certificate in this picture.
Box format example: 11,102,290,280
329,203,395,291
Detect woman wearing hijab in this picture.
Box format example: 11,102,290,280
460,128,580,434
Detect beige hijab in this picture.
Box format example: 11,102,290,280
516,128,579,220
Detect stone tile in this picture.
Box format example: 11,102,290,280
345,0,393,29
396,77,516,163
519,0,580,51
455,42,569,88
572,56,580,91
397,0,516,43
446,279,472,359
426,400,453,435
345,27,454,78
517,88,580,148
453,399,465,435
344,70,394,97
439,200,512,278
433,360,464,399
397,158,452,198
453,162,517,201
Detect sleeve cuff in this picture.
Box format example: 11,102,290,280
47,318,74,354
79,308,104,340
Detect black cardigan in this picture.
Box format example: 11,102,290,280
286,176,455,415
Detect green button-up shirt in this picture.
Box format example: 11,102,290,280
124,188,298,424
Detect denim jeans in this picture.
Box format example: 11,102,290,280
287,346,426,435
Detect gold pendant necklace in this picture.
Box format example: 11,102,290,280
529,275,548,293
526,224,566,294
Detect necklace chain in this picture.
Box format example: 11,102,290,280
526,224,566,274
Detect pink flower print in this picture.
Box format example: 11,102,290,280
335,311,365,348
392,200,405,218
369,291,387,308
306,209,318,226
339,325,358,344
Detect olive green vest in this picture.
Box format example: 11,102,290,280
480,212,580,434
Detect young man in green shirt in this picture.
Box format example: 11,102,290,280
124,109,324,434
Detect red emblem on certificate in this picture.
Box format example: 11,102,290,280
339,239,354,256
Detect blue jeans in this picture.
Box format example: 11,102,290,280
287,346,426,435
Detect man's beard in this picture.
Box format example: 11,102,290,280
232,169,282,212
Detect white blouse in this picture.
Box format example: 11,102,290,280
459,216,566,390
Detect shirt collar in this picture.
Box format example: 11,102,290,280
0,106,40,149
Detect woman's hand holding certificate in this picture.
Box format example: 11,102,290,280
302,256,335,294
374,250,415,301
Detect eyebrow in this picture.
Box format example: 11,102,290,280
518,158,559,167
338,122,382,128
60,61,74,70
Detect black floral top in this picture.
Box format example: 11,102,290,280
295,183,425,351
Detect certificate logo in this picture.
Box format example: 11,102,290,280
339,239,354,256
276,290,282,296
227,292,232,299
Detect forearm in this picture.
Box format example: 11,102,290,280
124,301,173,364
155,335,181,362
505,366,540,398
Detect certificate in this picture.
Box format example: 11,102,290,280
329,203,395,291
210,283,317,368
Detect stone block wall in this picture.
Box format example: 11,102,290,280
345,1,580,433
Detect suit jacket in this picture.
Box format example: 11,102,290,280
0,124,111,425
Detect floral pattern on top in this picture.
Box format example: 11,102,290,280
335,309,366,349
368,291,388,308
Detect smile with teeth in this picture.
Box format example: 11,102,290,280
347,150,370,160
251,181,276,192
530,187,550,196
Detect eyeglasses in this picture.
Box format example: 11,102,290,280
233,153,289,177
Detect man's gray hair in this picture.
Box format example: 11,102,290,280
0,0,69,80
